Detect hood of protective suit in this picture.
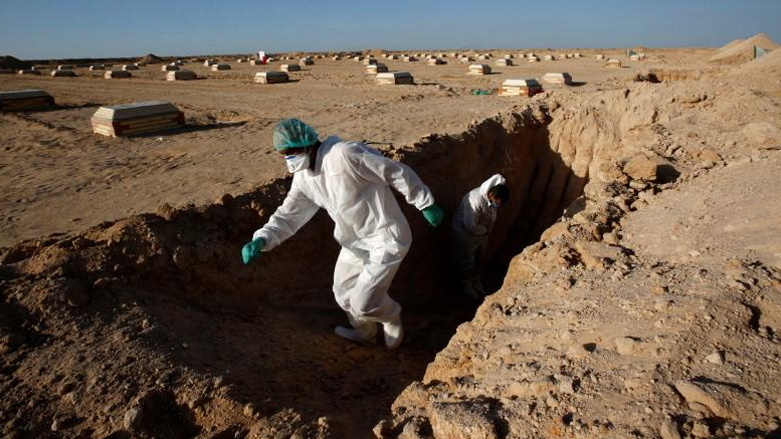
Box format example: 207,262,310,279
479,174,507,198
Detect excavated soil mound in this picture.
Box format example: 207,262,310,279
380,81,781,439
729,48,781,95
709,33,778,65
731,46,781,77
137,53,165,65
0,55,30,70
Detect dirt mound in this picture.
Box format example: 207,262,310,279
720,38,744,51
380,86,781,439
728,48,781,95
634,68,703,82
709,33,778,65
731,46,781,77
137,53,164,65
365,48,390,57
0,55,30,70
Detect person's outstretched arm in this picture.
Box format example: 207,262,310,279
252,182,320,252
344,143,435,210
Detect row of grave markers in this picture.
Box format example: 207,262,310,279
5,63,580,84
3,51,640,79
2,50,645,75
1,51,599,136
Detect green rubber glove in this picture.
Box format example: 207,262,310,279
421,204,444,227
241,237,265,265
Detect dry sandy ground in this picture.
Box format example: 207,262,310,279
1,41,781,439
1,48,701,247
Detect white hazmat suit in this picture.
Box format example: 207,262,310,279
252,136,435,342
451,174,506,298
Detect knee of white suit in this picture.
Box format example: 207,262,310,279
351,291,388,315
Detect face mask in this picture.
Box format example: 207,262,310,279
489,202,501,210
285,152,310,173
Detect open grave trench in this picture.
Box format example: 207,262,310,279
0,94,634,437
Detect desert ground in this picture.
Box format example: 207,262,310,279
0,48,703,247
1,34,781,439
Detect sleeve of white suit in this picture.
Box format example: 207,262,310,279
252,181,320,252
345,143,435,210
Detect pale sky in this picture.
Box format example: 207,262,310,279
1,0,780,59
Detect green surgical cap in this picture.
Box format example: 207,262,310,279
272,118,319,151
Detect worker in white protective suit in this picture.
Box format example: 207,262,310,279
241,118,444,349
451,174,510,299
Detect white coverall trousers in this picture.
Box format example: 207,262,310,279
333,233,408,324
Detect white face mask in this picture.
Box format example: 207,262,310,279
285,152,310,173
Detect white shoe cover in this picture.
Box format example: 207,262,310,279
334,315,377,346
382,318,404,349
334,326,376,345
